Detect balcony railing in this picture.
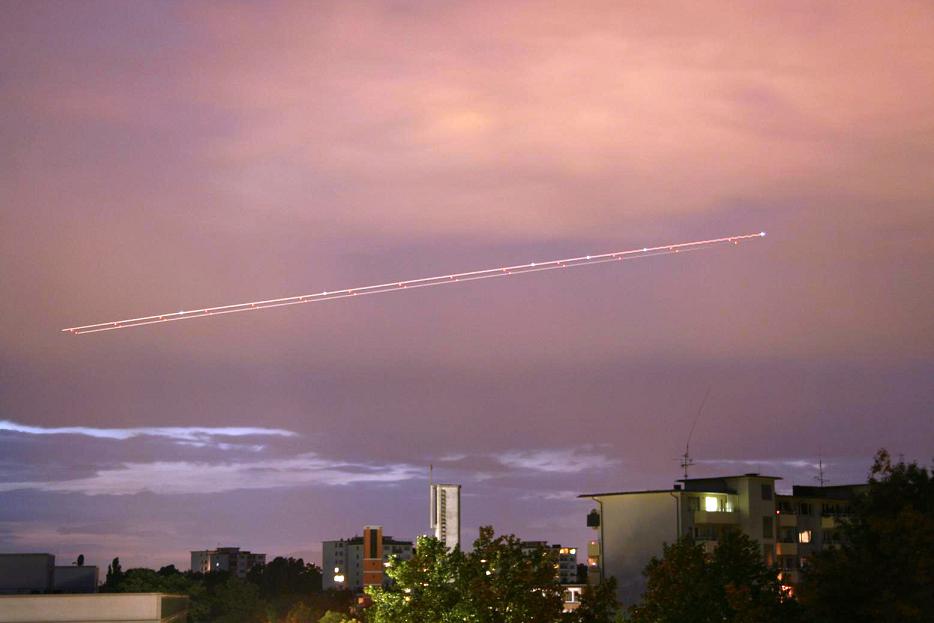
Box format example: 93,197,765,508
693,510,739,525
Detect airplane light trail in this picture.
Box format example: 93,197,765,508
62,232,766,335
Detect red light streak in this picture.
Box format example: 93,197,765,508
62,232,766,335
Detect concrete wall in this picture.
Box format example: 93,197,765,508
0,593,188,623
596,492,679,606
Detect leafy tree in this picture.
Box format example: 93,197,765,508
76,554,84,567
285,601,314,623
103,557,124,590
318,611,348,623
247,557,324,620
318,612,360,623
367,526,617,623
366,534,466,623
798,450,934,622
629,530,798,623
210,576,265,623
574,577,619,623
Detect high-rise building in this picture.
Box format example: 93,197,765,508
322,529,414,592
580,474,866,605
429,483,461,550
190,547,265,578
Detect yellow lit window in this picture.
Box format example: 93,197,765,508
798,530,812,544
704,496,719,512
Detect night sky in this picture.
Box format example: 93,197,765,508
1,2,932,571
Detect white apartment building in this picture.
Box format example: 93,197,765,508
322,531,414,592
581,473,866,605
429,483,461,550
190,547,265,578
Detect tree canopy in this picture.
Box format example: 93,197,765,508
629,529,799,623
797,450,934,623
366,526,617,623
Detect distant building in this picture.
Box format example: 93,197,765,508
580,473,867,605
190,547,265,578
322,527,414,592
519,542,579,584
429,483,461,550
0,554,98,595
51,566,98,593
0,555,54,595
0,593,187,623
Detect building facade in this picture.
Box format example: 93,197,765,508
189,547,265,578
0,554,98,595
322,528,414,592
429,483,461,550
580,474,865,605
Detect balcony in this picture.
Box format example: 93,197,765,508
693,510,738,525
776,542,798,556
778,513,797,528
820,516,838,529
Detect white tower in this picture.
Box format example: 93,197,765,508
429,482,461,550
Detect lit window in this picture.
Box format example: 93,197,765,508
704,496,719,512
798,530,812,544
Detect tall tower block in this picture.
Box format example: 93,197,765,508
429,483,461,550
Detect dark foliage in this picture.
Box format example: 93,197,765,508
798,450,934,623
629,530,800,623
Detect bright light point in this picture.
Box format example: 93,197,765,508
62,231,766,334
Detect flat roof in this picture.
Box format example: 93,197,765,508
578,489,677,498
678,474,782,481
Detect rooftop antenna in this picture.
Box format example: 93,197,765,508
681,387,711,479
814,449,829,487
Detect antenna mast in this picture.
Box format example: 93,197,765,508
814,451,828,487
681,387,711,479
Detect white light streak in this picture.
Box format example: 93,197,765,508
62,232,765,335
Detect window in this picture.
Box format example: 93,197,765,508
798,530,812,544
780,527,796,543
777,501,794,513
763,516,774,539
704,496,719,512
761,484,773,500
798,502,812,516
688,497,700,511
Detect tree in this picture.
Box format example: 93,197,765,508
574,577,619,623
285,601,314,623
798,450,934,622
103,557,124,590
76,554,84,567
366,527,617,623
318,612,359,623
629,530,798,623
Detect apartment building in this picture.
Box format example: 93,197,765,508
322,527,414,592
189,547,265,578
773,484,867,586
580,473,865,605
